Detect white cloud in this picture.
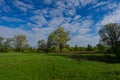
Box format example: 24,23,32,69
26,22,38,28
30,14,47,27
80,0,97,7
32,27,55,36
68,34,99,47
62,19,93,35
62,23,79,33
78,28,90,35
13,0,34,12
1,16,23,22
100,5,120,25
67,9,76,16
73,15,81,20
94,2,118,12
92,1,110,8
104,3,118,10
44,0,53,5
48,17,65,27
64,0,97,8
55,0,76,17
0,27,18,37
49,9,63,17
73,0,80,7
56,1,66,11
80,19,93,28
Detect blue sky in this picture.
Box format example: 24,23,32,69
0,0,120,47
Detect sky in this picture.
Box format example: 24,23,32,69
0,0,120,47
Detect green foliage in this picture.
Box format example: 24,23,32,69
47,27,70,52
0,53,119,80
96,43,105,52
37,39,47,52
79,47,87,51
13,35,27,52
0,36,4,52
74,45,78,51
62,48,69,52
99,23,120,59
22,44,33,53
69,47,87,51
86,44,93,51
92,46,98,51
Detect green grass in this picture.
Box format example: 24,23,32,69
0,53,120,80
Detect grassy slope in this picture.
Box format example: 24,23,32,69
0,53,119,80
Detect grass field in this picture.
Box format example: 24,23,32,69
0,53,120,80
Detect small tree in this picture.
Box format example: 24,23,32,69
86,44,93,51
47,27,70,53
37,39,47,52
2,38,13,52
74,45,78,51
96,43,105,52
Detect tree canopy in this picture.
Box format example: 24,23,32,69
13,35,27,52
99,23,120,58
47,27,70,52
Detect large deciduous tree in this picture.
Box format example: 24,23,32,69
13,35,27,52
47,27,70,52
99,23,120,58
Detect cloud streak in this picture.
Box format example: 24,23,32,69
100,5,120,25
1,16,23,22
13,0,34,12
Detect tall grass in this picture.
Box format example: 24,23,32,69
0,53,119,80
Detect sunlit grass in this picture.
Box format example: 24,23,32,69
0,53,119,80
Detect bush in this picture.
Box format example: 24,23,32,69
62,48,69,52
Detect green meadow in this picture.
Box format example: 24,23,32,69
0,53,119,80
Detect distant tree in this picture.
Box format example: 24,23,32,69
13,35,27,52
22,43,32,53
96,43,105,52
78,47,86,51
47,27,70,53
99,23,120,58
64,44,70,49
74,45,78,51
37,39,47,52
92,46,98,51
2,38,13,52
86,44,93,51
62,44,70,52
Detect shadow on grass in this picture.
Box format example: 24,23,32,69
70,53,120,63
46,52,120,63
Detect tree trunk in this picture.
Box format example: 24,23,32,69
59,44,62,53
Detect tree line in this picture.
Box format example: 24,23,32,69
0,35,32,53
0,23,120,59
0,27,105,53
